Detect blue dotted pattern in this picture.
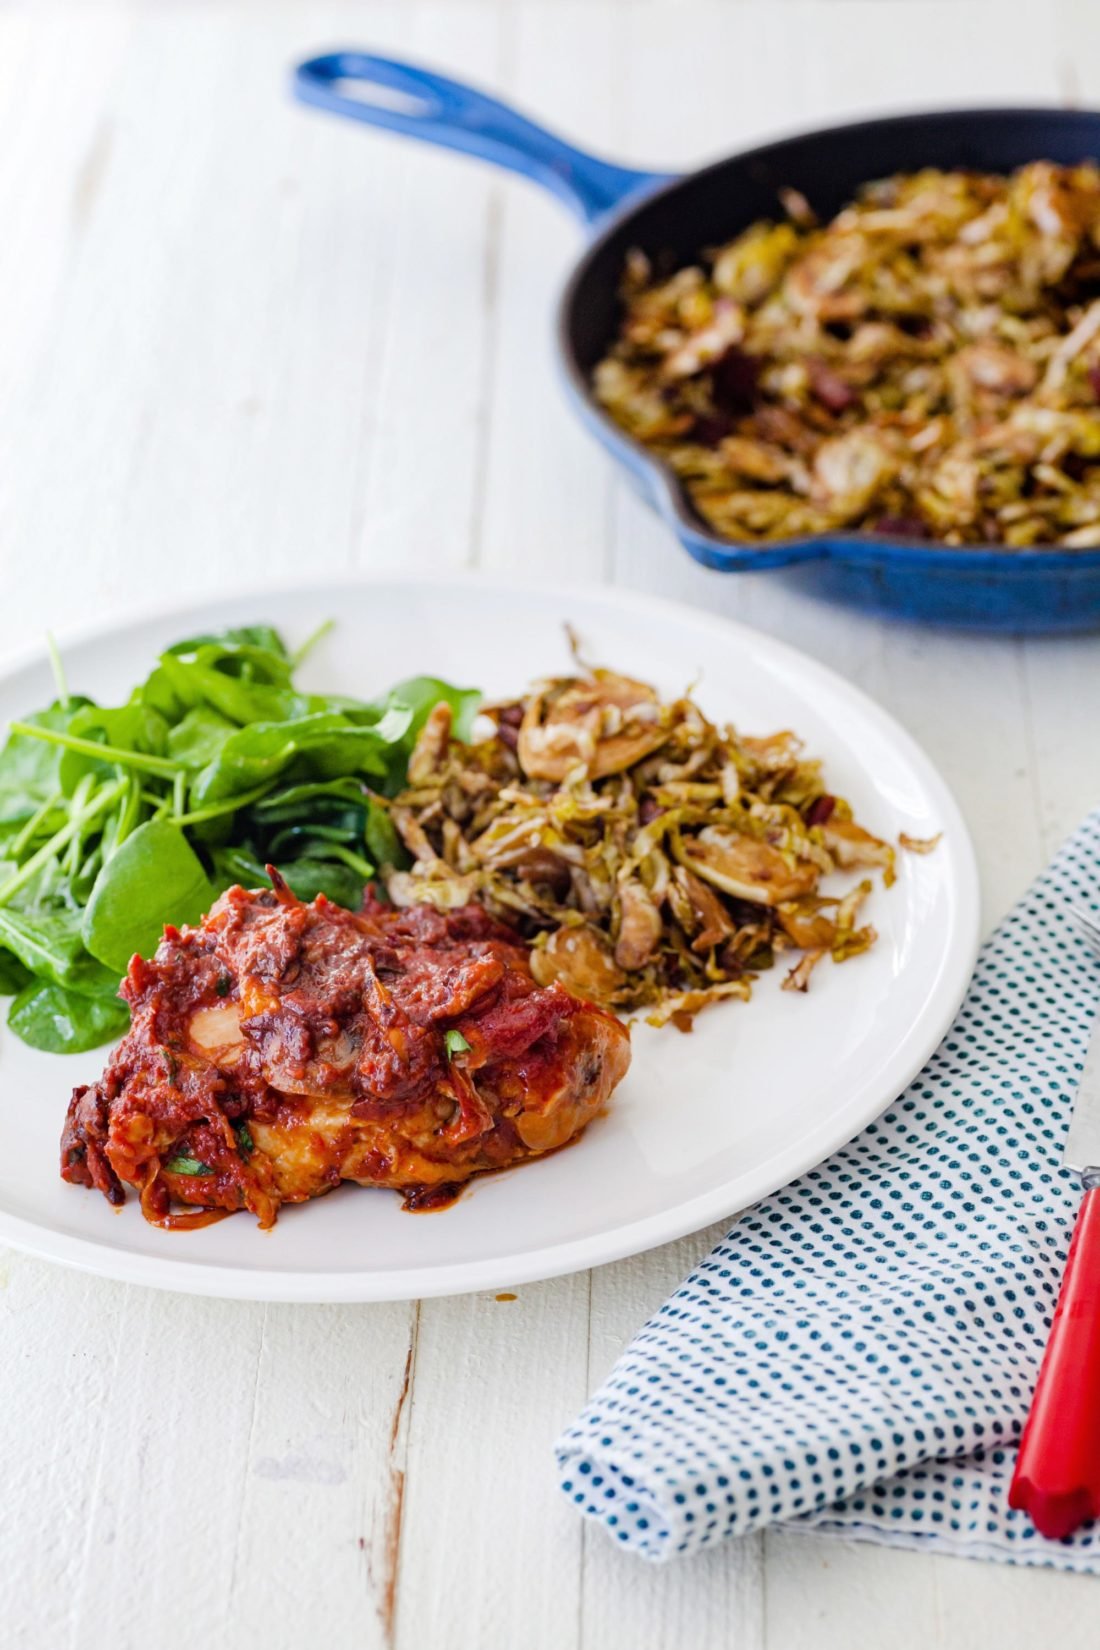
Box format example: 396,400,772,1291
556,817,1100,1567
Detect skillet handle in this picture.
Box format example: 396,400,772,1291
293,51,672,225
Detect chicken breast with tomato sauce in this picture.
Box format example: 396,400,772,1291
60,877,631,1229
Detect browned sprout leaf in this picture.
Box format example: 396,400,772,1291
383,657,902,1029
899,831,943,854
782,949,827,993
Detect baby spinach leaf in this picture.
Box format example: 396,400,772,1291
249,776,369,820
57,702,172,793
385,676,481,744
210,845,269,890
165,704,238,767
266,822,363,854
189,711,406,807
262,804,364,843
148,652,308,729
82,819,216,973
365,798,406,871
8,979,129,1054
69,701,169,756
0,698,94,822
164,626,288,662
0,908,122,994
0,948,31,994
209,846,363,908
363,678,480,792
271,856,365,908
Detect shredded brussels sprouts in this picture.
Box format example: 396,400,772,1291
382,662,898,1030
596,163,1100,548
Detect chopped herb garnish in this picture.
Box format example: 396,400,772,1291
215,973,231,998
162,1050,179,1083
444,1029,472,1059
163,1153,213,1176
235,1122,254,1158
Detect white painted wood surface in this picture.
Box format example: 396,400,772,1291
2,2,1100,1644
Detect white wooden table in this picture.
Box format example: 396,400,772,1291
3,2,1100,1644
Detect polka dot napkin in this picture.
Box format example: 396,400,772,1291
556,815,1100,1568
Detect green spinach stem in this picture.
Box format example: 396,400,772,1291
45,633,70,709
0,780,125,908
7,721,183,779
7,790,64,858
173,782,272,827
290,618,335,670
327,844,375,881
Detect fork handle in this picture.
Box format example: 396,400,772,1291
1009,1179,1100,1538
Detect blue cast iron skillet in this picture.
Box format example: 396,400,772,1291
294,51,1100,630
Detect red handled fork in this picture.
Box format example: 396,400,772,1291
1009,905,1100,1539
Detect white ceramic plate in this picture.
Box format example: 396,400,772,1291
0,578,979,1301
